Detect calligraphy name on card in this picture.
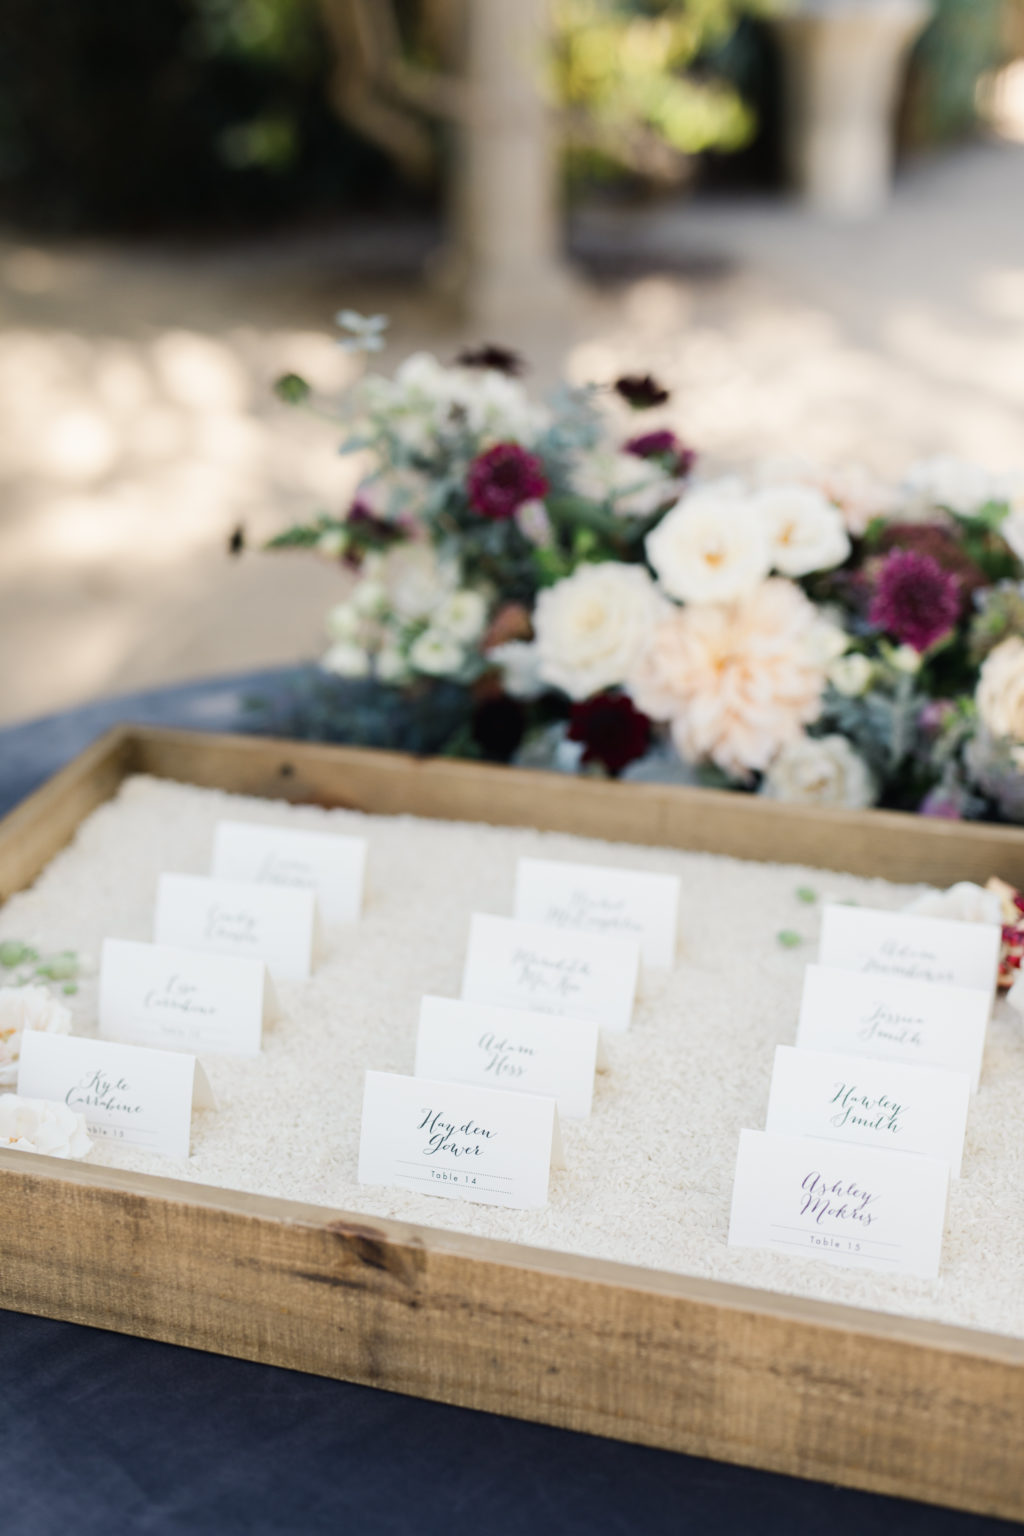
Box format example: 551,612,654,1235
728,1128,949,1279
514,857,680,969
766,1044,971,1176
461,913,639,1033
415,995,602,1119
212,819,366,925
99,938,278,1057
817,903,1000,995
358,1070,564,1209
18,1030,215,1160
154,872,317,981
797,963,991,1091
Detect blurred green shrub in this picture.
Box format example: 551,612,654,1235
904,0,1011,146
0,0,403,232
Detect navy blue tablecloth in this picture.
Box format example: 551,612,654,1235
0,675,1016,1535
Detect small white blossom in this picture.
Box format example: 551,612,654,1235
890,645,923,675
409,628,465,677
326,602,362,642
432,590,488,644
902,456,997,518
351,579,388,619
322,641,371,679
0,985,72,1088
0,1095,91,1158
515,499,553,548
828,653,873,697
335,309,389,353
573,449,675,519
375,643,412,685
489,641,545,700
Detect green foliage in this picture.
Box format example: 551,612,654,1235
906,0,1009,145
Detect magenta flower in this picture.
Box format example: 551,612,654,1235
869,549,960,653
625,429,695,478
467,442,548,521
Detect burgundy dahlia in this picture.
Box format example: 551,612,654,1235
567,693,652,777
625,429,696,478
869,549,961,653
467,442,548,521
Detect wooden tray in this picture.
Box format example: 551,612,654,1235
2,724,1023,1521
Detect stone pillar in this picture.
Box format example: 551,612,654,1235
437,0,577,332
774,1,933,218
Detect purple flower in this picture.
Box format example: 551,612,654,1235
869,549,961,653
625,429,696,478
919,786,965,820
467,442,548,521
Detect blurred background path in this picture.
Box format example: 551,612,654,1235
1,1,1022,725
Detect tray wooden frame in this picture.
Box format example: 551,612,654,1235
2,724,1024,1521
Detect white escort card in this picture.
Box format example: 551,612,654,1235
99,938,279,1057
765,1045,971,1177
728,1128,949,1279
154,872,317,981
18,1030,215,1160
461,913,639,1034
358,1070,564,1209
514,857,680,970
817,903,1000,995
797,964,991,1091
415,996,602,1119
211,819,366,925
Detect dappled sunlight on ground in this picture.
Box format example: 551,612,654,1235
1,138,1022,723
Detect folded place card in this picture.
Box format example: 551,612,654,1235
514,857,680,970
358,1070,564,1209
728,1128,949,1279
817,903,1000,995
415,996,602,1119
154,872,317,981
461,913,639,1034
797,963,990,1091
99,938,279,1057
765,1044,972,1177
211,819,366,925
17,1030,215,1160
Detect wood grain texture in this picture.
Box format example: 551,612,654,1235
131,724,1024,887
3,724,1024,1518
1,1152,1023,1521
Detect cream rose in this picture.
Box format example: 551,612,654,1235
760,734,876,809
645,480,770,604
534,562,665,702
752,483,851,577
0,985,73,1088
0,1094,91,1158
432,590,488,644
629,578,828,778
977,637,1024,744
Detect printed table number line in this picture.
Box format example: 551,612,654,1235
398,1159,515,1183
770,1223,901,1250
768,1236,898,1263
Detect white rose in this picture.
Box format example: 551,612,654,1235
321,641,371,679
409,628,465,677
902,456,996,517
828,653,873,697
489,641,545,701
752,483,851,577
760,734,876,809
906,881,1003,925
534,562,665,702
0,985,72,1088
645,479,771,604
977,636,1024,742
0,1095,91,1158
573,450,675,519
432,590,488,643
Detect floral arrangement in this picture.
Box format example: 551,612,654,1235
0,1095,91,1159
261,315,1024,823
